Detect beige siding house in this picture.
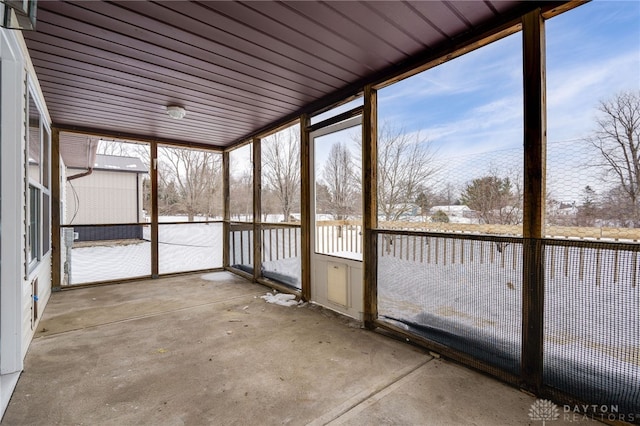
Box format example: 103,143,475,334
65,154,148,226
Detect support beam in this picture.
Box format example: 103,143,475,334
222,151,230,269
51,128,61,290
362,85,378,328
52,124,225,152
253,138,262,282
523,9,547,240
150,142,159,278
521,8,547,394
300,114,311,301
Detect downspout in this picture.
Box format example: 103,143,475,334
66,168,92,181
67,138,98,181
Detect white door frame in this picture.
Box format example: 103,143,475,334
309,116,363,319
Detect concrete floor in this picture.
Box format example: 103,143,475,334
2,272,597,426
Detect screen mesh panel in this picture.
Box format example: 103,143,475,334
158,223,223,274
61,224,151,285
377,232,522,374
261,224,301,290
157,146,222,223
544,241,640,415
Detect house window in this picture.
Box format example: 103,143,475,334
26,87,51,273
28,184,40,265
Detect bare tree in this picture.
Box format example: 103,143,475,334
157,161,180,214
230,170,253,221
353,122,438,221
315,182,332,215
600,185,638,227
261,126,300,221
438,183,460,206
322,142,357,220
97,139,135,157
97,140,150,166
376,123,439,221
158,148,222,221
260,189,280,222
588,90,640,226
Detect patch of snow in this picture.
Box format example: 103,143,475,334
376,234,639,411
260,292,301,307
262,256,302,288
325,251,363,261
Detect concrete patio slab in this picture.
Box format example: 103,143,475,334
329,357,598,425
1,272,601,425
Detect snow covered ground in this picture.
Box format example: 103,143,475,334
68,223,223,283
377,235,639,413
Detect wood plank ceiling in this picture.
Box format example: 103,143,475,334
24,1,549,150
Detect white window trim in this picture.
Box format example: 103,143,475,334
25,80,51,277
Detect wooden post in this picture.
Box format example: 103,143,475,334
521,8,547,394
300,114,312,301
253,138,262,282
363,84,378,328
150,142,159,278
223,151,230,268
51,128,62,290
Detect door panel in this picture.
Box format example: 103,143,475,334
310,117,363,319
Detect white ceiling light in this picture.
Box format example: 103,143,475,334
166,105,186,120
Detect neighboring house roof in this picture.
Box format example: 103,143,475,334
68,154,148,174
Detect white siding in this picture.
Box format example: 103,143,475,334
1,27,52,419
22,260,51,357
65,170,141,224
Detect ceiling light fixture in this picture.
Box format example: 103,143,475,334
166,105,186,120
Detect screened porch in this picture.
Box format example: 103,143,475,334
17,0,640,423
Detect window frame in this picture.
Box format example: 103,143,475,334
25,85,51,276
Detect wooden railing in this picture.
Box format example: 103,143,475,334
375,230,639,286
315,221,362,255
261,223,301,262
378,221,640,241
229,222,253,266
229,219,640,267
229,222,302,266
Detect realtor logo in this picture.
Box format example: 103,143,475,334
529,399,560,425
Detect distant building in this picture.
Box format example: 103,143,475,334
379,203,421,219
65,154,148,240
429,205,478,220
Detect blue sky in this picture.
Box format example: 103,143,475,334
378,0,640,151
372,0,640,201
260,1,640,203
